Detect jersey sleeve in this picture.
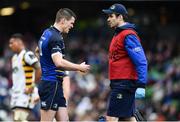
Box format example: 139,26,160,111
49,34,64,55
24,51,38,65
124,34,148,85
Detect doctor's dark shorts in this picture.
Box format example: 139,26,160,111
107,79,137,118
38,80,66,111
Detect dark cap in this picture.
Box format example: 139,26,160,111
102,3,128,15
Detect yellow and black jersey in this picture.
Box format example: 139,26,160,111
11,49,38,93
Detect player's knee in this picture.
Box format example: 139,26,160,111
14,110,29,121
106,116,118,122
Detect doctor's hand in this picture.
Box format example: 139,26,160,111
135,88,145,99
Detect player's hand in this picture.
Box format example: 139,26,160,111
135,88,145,99
79,62,90,73
24,87,34,94
33,95,40,104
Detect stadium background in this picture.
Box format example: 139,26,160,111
0,0,180,121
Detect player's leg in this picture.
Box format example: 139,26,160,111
40,109,56,121
38,81,60,121
53,80,68,121
62,75,70,101
106,116,118,121
123,117,137,121
55,107,69,121
13,108,30,121
11,92,34,121
55,75,70,121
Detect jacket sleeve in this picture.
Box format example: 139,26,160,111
124,34,148,86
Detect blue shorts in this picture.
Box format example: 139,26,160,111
107,80,137,118
38,80,66,111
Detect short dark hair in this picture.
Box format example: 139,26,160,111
55,8,76,22
10,33,24,41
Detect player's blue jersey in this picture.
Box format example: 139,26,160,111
38,26,65,82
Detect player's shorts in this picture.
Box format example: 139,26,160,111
107,79,137,118
11,87,39,109
38,80,66,111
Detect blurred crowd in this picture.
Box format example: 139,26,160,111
0,6,180,121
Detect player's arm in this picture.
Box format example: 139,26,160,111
25,51,41,82
49,35,90,72
32,62,41,83
24,51,41,93
34,46,41,82
52,52,89,72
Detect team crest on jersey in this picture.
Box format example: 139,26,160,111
53,103,58,109
41,101,47,107
117,93,123,99
12,67,18,73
